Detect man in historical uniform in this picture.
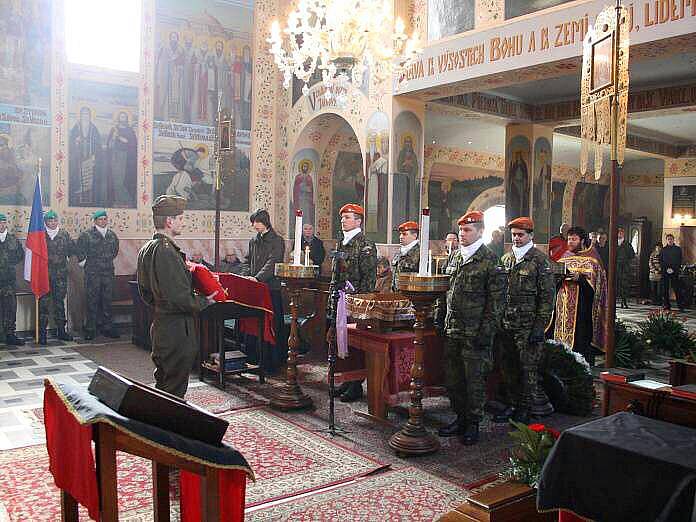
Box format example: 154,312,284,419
137,195,211,397
0,213,24,345
328,203,377,402
39,210,76,345
239,209,286,371
551,226,607,367
391,220,420,291
616,226,635,309
499,217,555,423
77,210,120,340
436,211,504,444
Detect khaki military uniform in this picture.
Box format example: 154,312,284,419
77,227,119,336
39,230,75,332
137,233,207,397
438,245,505,422
499,247,555,413
391,243,420,291
0,234,24,337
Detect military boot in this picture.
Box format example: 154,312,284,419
56,327,73,341
438,416,465,437
38,330,48,346
460,422,479,446
5,333,24,346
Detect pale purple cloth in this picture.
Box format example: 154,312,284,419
336,281,355,359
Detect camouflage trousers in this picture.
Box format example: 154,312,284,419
444,337,493,422
498,327,544,411
39,276,67,330
0,292,17,335
85,271,114,335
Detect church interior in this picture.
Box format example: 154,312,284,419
1,0,696,520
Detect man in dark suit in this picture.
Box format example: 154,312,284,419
660,233,684,311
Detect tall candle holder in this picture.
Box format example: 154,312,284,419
269,263,319,411
389,272,449,456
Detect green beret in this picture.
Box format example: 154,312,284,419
93,209,107,220
44,210,58,220
0,213,6,222
152,195,186,217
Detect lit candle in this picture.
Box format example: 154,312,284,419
293,209,303,265
418,208,430,276
428,249,433,276
304,246,310,267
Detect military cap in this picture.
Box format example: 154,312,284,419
0,213,6,222
458,210,484,225
398,220,419,232
44,209,58,220
152,195,187,217
92,209,107,220
339,203,364,216
507,216,534,232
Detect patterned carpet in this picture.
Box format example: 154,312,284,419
246,467,465,521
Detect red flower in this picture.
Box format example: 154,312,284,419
546,428,561,439
528,424,546,432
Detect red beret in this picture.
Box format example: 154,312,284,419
457,210,484,225
398,221,419,232
507,216,534,231
339,203,364,216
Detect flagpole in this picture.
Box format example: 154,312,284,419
35,297,39,344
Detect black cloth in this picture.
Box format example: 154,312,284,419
661,245,683,272
54,380,252,473
538,412,696,522
597,244,609,270
573,276,597,365
301,236,326,267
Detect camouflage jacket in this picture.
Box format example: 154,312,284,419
0,233,24,291
137,233,207,315
391,242,420,291
77,227,119,274
500,247,555,337
437,244,505,340
327,231,377,320
46,229,76,280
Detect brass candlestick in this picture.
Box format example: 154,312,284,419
269,263,319,411
389,273,449,456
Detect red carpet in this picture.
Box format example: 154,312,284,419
245,466,466,521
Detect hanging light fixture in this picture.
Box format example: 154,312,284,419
268,0,421,105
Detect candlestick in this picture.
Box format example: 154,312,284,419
428,249,432,276
304,246,310,267
293,209,303,265
418,208,430,276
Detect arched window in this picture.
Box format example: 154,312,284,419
483,205,506,243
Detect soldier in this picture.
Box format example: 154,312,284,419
77,210,120,340
137,196,211,397
328,203,377,402
436,211,504,444
39,210,76,345
499,217,555,424
392,220,420,291
0,214,24,346
616,226,635,309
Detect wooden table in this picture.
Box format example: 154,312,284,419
345,325,445,420
602,380,696,429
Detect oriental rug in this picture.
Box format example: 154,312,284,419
221,407,388,507
245,466,465,521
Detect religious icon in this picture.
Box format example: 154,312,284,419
591,34,613,92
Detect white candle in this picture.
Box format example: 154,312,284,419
418,208,430,276
428,249,432,276
293,209,303,265
304,246,310,267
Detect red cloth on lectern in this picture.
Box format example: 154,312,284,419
187,262,228,302
179,469,246,522
559,510,587,522
43,382,100,521
218,272,275,344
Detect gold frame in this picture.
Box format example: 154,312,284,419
590,33,614,94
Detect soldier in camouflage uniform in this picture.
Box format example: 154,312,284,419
392,220,420,291
499,217,555,424
39,210,76,345
138,196,210,397
77,210,120,340
0,214,24,345
435,211,504,445
328,203,377,402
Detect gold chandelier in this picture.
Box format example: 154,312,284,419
268,0,422,103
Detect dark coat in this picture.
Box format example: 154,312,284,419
239,228,285,290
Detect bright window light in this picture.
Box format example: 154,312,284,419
65,0,142,72
483,205,506,243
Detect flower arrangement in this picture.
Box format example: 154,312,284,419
502,421,560,489
637,309,696,358
541,339,594,416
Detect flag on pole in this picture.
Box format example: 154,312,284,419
24,174,49,297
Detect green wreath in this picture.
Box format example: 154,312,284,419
540,339,594,416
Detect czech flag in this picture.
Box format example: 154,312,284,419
23,176,49,297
